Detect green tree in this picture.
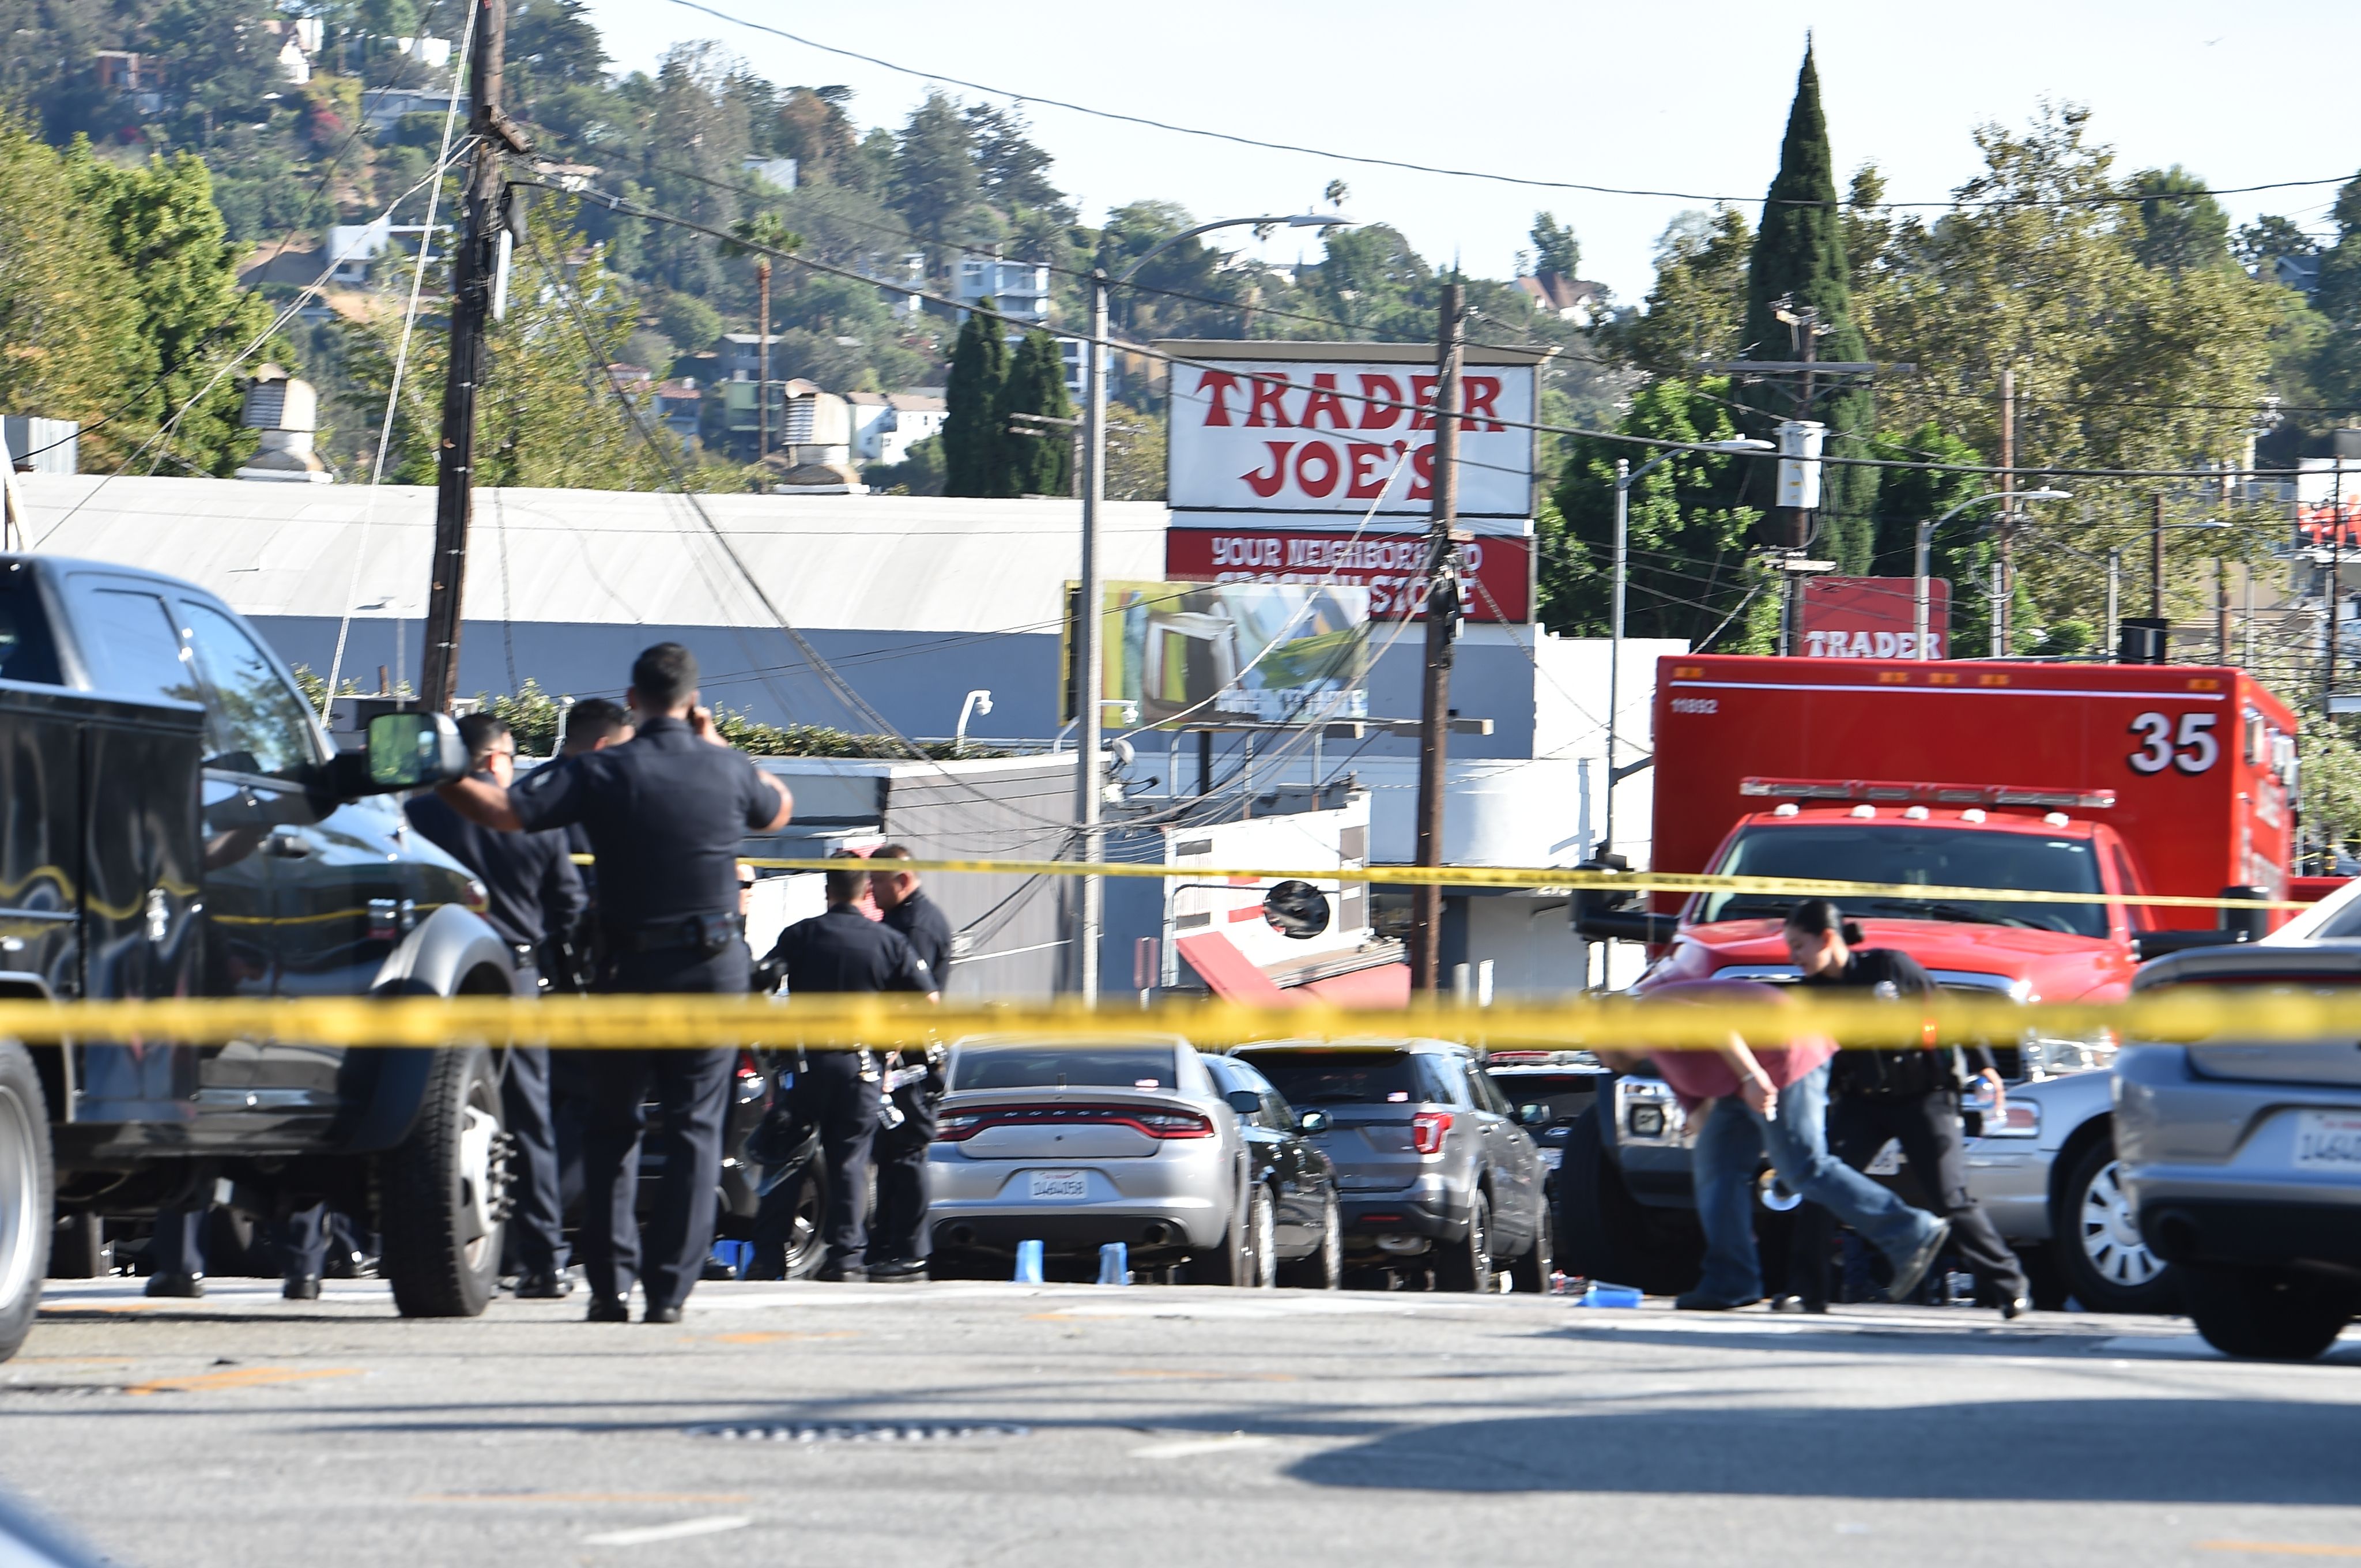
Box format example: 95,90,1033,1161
1540,377,1773,649
69,140,276,475
941,303,1008,496
891,90,979,248
1604,207,1753,376
2235,214,2318,271
2129,165,2231,273
1737,44,1878,572
1529,212,1579,278
1002,329,1073,495
0,120,142,466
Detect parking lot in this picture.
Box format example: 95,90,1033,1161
9,1280,2360,1568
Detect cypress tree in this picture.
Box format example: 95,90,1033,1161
1001,329,1074,496
1739,44,1878,572
942,301,1009,497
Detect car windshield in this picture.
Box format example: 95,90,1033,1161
1239,1050,1444,1106
951,1045,1180,1092
1699,823,2109,938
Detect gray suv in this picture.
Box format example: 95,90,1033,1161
2115,944,2361,1360
1231,1040,1552,1292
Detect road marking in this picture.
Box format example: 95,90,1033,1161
123,1367,363,1396
417,1492,752,1505
582,1516,753,1547
707,1330,859,1344
2199,1544,2361,1558
1130,1434,1277,1460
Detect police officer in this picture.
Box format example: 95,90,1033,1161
542,696,634,1224
866,845,952,1281
761,855,936,1282
1782,899,2031,1318
438,643,791,1324
404,712,586,1299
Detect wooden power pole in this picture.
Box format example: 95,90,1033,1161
1410,282,1464,994
420,0,523,711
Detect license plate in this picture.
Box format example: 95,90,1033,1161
2293,1111,2361,1172
1027,1169,1089,1201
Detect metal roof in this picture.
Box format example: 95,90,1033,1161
13,476,1167,635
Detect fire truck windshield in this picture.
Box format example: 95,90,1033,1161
1699,824,2110,938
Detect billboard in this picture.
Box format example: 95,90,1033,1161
1798,576,1950,659
1068,581,1371,729
1164,527,1532,621
1164,347,1541,519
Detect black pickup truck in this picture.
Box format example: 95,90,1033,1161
0,552,526,1360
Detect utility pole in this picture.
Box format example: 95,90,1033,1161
756,255,772,465
1996,367,2016,655
420,0,523,711
2217,553,2231,665
1073,269,1110,1001
1411,281,1464,995
2151,492,2166,621
2331,457,2345,715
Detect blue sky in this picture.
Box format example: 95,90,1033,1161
582,0,2361,304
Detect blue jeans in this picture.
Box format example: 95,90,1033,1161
1690,1062,1941,1304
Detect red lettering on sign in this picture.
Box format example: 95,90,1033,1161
1296,441,1341,499
1244,375,1293,428
1463,375,1502,431
1196,370,1243,426
1299,374,1351,430
1345,442,1393,498
1408,442,1435,500
1410,375,1439,431
1242,442,1294,498
1358,374,1404,430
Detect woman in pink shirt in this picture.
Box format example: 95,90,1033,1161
1610,978,1950,1311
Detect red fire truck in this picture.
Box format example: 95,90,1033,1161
1620,654,2300,975
1560,654,2304,1312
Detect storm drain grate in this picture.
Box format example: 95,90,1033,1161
688,1422,1029,1445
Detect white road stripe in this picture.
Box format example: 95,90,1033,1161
582,1516,753,1547
1130,1435,1277,1460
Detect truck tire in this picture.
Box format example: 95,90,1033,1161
1510,1203,1556,1294
2054,1134,2176,1315
1435,1190,1495,1293
0,1043,54,1360
1557,1105,1700,1297
379,1046,507,1318
1279,1192,1343,1290
2180,1264,2355,1362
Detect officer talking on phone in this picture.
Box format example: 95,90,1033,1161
437,643,792,1325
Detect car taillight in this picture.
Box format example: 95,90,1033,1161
734,1051,766,1105
1411,1111,1453,1155
937,1113,986,1141
1132,1111,1213,1139
463,878,489,914
927,1106,1215,1141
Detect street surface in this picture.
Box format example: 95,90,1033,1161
7,1279,2360,1567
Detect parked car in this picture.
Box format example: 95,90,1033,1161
1482,1051,1609,1202
0,552,508,1360
1231,1039,1552,1293
1201,1052,1345,1288
925,1036,1269,1284
1564,1036,2163,1312
2115,943,2361,1359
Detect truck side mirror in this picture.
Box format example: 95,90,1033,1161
335,711,468,796
1570,854,1680,944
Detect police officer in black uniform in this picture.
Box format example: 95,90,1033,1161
866,845,952,1280
439,644,791,1324
1782,899,2031,1318
404,712,586,1299
760,855,937,1282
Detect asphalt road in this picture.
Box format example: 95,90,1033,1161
7,1277,2361,1568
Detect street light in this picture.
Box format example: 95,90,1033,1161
1914,489,2072,660
1072,213,1355,1001
1602,439,1773,854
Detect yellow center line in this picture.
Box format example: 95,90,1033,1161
124,1366,364,1396
2199,1544,2361,1558
707,1330,859,1344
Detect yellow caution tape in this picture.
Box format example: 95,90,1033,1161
1,988,2356,1050
679,853,2324,911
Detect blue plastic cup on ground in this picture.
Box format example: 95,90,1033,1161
1096,1243,1129,1286
1580,1282,1644,1308
1014,1239,1045,1284
708,1239,751,1279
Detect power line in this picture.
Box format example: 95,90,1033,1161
663,0,2357,214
